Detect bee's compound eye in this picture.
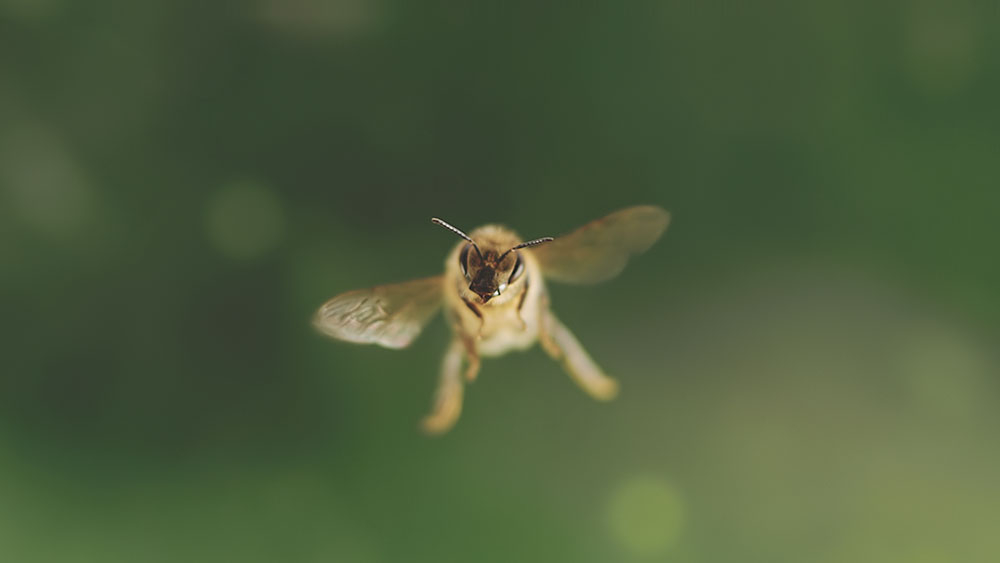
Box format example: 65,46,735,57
509,253,525,283
459,244,471,278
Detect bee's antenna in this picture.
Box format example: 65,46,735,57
432,217,484,260
498,237,554,261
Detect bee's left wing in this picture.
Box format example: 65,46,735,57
313,276,443,349
530,205,669,284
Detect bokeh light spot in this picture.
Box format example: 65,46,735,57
607,474,684,557
0,123,96,240
205,180,285,261
904,0,981,94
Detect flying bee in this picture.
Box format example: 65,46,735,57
313,205,670,435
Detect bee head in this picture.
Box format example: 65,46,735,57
432,218,553,303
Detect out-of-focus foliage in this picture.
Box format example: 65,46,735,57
1,1,998,562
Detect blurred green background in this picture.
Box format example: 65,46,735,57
2,1,999,562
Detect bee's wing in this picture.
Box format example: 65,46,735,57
313,275,443,349
531,205,670,284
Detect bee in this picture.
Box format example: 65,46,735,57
313,205,670,434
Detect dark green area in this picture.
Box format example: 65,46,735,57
1,1,998,561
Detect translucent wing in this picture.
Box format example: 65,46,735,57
313,276,443,349
531,205,670,284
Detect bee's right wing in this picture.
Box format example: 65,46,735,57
313,275,443,349
531,205,670,284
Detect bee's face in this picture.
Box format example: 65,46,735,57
432,218,551,305
458,243,526,303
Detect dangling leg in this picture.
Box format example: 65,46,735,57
421,339,466,435
537,294,561,359
458,299,483,381
460,332,481,382
539,308,619,400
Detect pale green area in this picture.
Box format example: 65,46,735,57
607,474,684,557
1,1,999,562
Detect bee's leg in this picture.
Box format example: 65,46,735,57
540,309,619,401
421,339,466,435
460,332,481,382
461,297,486,339
449,308,481,382
537,293,561,358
